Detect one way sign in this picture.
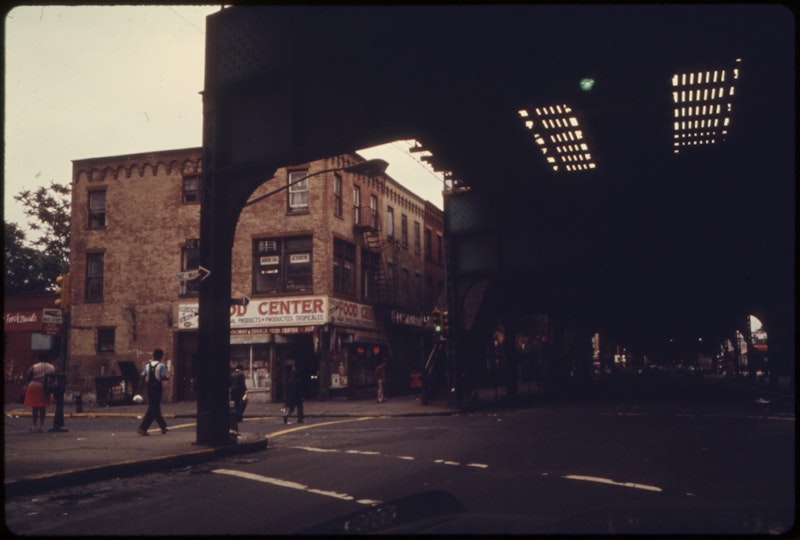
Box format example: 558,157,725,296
174,266,211,282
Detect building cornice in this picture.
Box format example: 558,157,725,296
73,147,203,184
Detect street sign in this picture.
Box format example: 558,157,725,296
174,266,211,282
42,308,63,325
231,295,250,306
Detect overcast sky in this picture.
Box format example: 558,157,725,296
4,5,443,238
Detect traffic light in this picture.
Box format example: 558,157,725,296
441,310,449,335
431,310,442,335
54,273,71,313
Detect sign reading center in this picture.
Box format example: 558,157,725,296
178,295,328,330
178,296,381,331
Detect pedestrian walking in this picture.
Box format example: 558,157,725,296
283,366,304,424
137,349,169,436
23,353,56,432
375,360,388,403
229,364,247,422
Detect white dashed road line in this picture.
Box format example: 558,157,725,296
212,468,381,505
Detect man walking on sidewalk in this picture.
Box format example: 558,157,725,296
137,349,169,436
283,366,304,424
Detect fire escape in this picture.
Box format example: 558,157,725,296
353,205,393,309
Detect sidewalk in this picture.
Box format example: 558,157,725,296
4,394,456,497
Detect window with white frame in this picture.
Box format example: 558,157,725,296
353,185,361,225
386,206,395,238
182,175,200,203
288,171,309,212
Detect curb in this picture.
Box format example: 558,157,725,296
4,435,268,498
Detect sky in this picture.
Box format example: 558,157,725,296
3,5,444,239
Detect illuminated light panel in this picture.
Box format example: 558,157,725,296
671,58,741,154
518,106,596,173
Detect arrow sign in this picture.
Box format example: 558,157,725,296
174,266,211,282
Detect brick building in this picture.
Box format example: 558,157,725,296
65,148,445,404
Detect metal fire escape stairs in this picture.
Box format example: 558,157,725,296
354,206,393,308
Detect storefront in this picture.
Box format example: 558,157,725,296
177,296,326,403
325,298,389,400
175,295,394,402
4,293,62,403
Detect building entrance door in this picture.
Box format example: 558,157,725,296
175,331,198,401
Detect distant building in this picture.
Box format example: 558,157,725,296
64,148,444,404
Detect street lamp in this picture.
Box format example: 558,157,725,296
244,158,388,207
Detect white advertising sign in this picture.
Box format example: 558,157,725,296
178,296,328,330
329,298,379,329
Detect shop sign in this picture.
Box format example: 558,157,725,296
178,296,328,330
390,310,426,327
329,298,379,329
4,311,41,332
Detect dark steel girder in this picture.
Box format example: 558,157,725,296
196,5,794,438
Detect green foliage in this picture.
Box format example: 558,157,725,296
4,181,71,292
4,222,51,291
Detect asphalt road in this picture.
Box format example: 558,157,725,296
5,375,795,535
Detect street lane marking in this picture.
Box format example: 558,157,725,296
289,445,489,470
269,417,372,437
562,474,663,492
212,468,380,505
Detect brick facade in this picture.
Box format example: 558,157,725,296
65,148,444,405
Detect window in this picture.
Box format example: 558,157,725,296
361,248,381,301
180,239,200,296
401,267,410,304
401,214,409,249
333,174,343,217
425,228,433,261
386,261,395,298
254,236,313,294
86,253,104,302
386,206,395,238
415,272,422,309
414,221,421,255
288,171,309,212
437,233,444,264
182,176,200,203
353,185,361,225
97,327,115,353
88,190,106,228
369,195,378,229
333,238,356,296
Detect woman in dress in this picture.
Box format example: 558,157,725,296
24,354,56,432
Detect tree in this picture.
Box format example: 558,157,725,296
4,181,71,292
4,222,51,292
